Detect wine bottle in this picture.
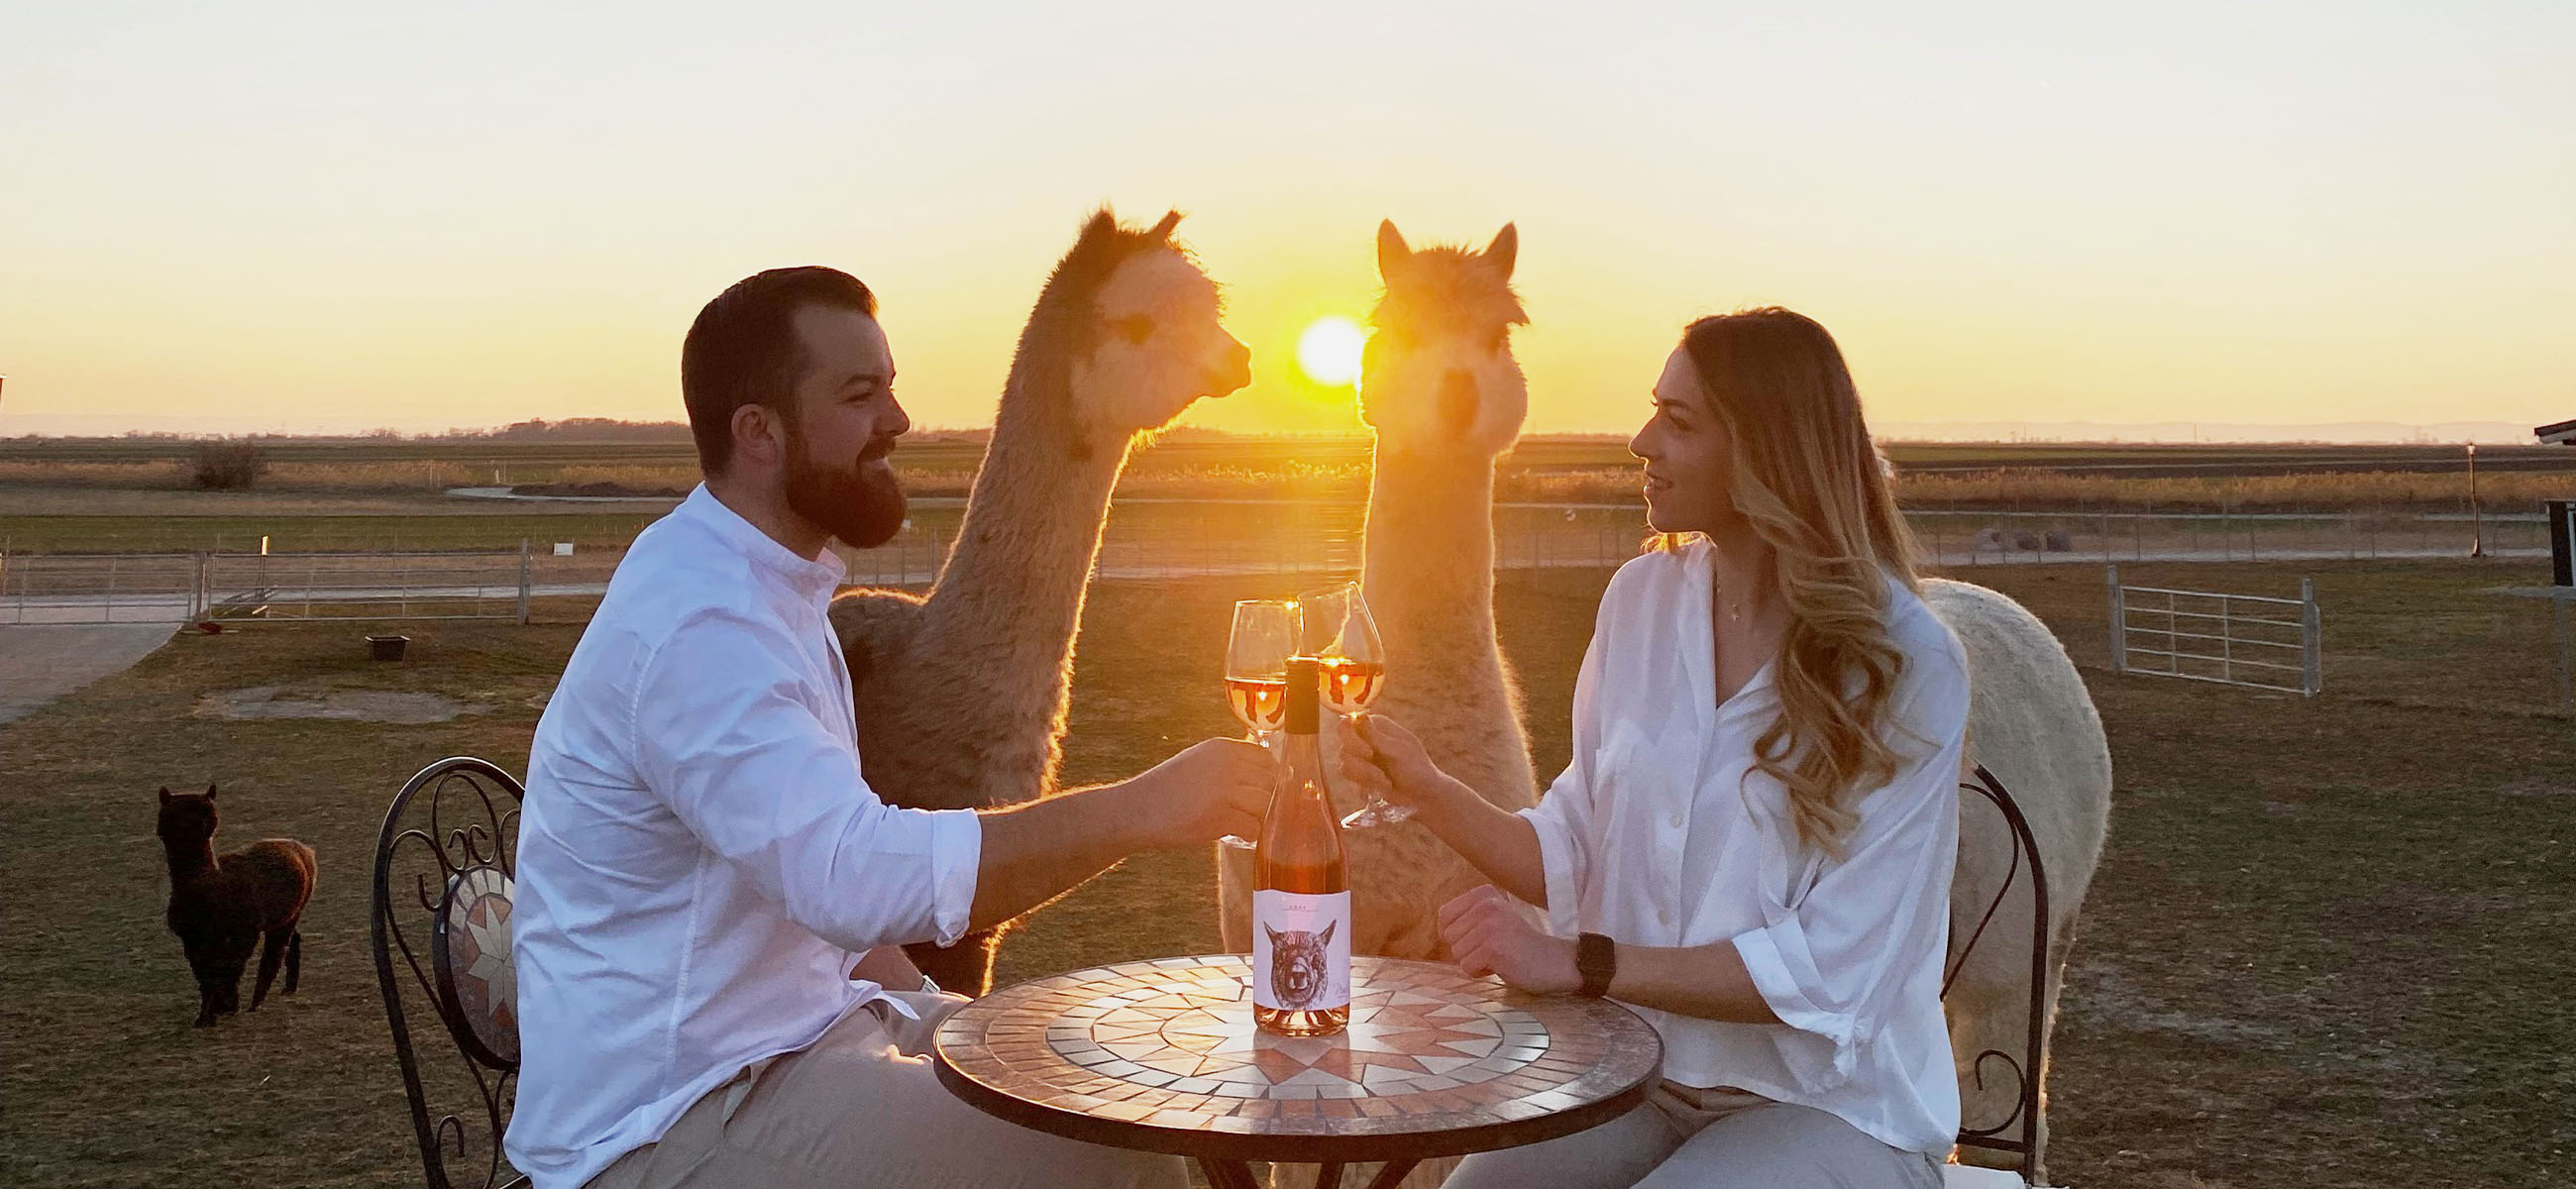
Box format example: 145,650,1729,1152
1252,656,1350,1036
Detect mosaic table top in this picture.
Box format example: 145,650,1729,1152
932,954,1662,1164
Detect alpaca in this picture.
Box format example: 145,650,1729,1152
1922,580,2111,1183
830,208,1251,994
1221,221,1539,964
1214,222,1534,1189
158,785,318,1028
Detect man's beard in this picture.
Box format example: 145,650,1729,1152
783,424,907,550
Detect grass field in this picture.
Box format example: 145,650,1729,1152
6,436,2573,530
3,557,2572,1187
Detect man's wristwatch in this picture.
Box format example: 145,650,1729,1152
1574,932,1616,998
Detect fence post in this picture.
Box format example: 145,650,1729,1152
2301,577,2321,697
2106,565,2126,674
2219,595,2234,684
2556,596,2573,716
517,539,532,625
193,552,208,620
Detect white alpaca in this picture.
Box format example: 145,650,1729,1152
1923,578,2112,1185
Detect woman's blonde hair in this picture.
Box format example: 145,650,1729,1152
1664,308,1923,855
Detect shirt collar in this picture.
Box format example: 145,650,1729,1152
1679,540,1911,731
675,484,850,606
1681,541,1771,736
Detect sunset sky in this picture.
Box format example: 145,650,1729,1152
3,3,2569,439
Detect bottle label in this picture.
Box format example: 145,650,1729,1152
1251,889,1351,1012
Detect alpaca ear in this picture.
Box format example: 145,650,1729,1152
1081,207,1120,244
1264,924,1284,946
204,784,218,801
1376,220,1412,276
1148,210,1183,241
1481,223,1518,279
159,787,173,805
1319,919,1337,945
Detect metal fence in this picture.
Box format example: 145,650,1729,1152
1907,507,2553,566
6,501,2535,627
2107,564,2321,696
0,549,540,625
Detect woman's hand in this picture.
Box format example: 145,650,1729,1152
1438,885,1580,995
1338,713,1455,816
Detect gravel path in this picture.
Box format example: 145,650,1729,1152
0,623,177,725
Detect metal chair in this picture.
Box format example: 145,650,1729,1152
1942,764,2055,1186
373,757,529,1189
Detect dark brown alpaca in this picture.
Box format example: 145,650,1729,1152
158,786,317,1027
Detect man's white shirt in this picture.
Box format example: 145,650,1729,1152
1519,539,1972,1155
505,486,981,1189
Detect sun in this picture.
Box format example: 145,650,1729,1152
1295,316,1365,387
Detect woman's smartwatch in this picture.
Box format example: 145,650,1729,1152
1574,932,1616,998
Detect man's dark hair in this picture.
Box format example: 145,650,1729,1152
681,267,878,476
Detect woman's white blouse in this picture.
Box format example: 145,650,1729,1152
1519,540,1971,1154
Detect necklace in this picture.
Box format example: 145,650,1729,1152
1714,584,1746,625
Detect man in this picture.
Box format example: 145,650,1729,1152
506,266,1268,1188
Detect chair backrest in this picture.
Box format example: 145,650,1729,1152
1942,764,2051,1186
372,756,530,1189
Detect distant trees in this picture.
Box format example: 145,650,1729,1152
188,441,268,489
465,418,695,443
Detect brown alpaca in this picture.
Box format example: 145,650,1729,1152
830,208,1250,993
158,785,317,1028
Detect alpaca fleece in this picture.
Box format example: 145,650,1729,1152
159,786,317,1028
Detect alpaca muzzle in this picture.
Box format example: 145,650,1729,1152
1206,339,1252,396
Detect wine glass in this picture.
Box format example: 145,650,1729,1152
1220,599,1298,849
1297,581,1406,827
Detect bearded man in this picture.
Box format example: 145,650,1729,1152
505,267,1267,1188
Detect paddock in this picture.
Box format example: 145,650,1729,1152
1,558,2569,1188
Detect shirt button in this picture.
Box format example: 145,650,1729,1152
1667,811,1684,828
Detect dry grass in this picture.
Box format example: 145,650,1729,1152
0,461,483,492
0,462,188,487
3,561,2573,1187
1898,468,2570,512
9,449,2568,512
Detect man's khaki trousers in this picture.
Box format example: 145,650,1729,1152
588,992,1187,1189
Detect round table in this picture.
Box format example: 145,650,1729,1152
932,954,1663,1189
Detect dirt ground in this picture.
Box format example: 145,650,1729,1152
1,560,2569,1187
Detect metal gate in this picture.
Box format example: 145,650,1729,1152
2107,564,2321,696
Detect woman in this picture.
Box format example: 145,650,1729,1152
1342,308,1970,1189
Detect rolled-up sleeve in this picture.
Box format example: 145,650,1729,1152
631,607,981,952
1730,627,1969,1090
1520,599,1614,936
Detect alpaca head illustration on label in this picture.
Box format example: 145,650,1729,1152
1262,919,1337,1010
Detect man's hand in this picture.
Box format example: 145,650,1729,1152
1438,885,1580,995
1121,737,1274,850
971,737,1271,932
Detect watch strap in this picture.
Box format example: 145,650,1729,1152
1574,931,1616,998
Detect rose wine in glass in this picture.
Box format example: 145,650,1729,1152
1225,675,1289,734
1221,599,1298,850
1297,582,1408,827
1253,656,1349,1036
